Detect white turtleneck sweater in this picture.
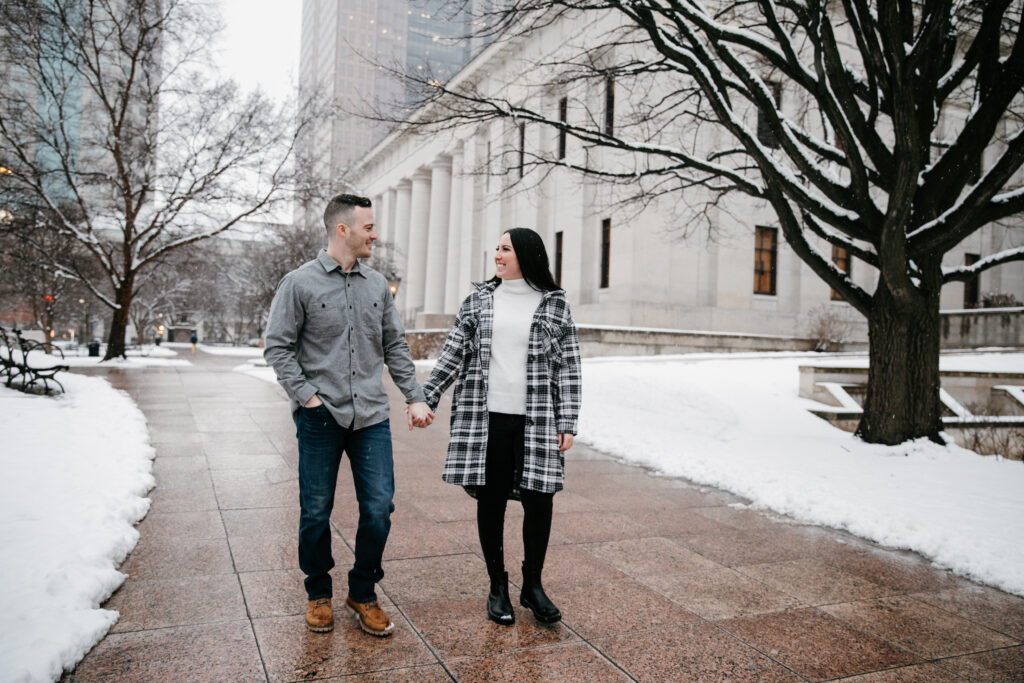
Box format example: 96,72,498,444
487,278,544,415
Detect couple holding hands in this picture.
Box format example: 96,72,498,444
264,193,582,636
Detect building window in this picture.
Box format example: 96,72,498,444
604,74,615,136
600,218,611,289
830,245,851,301
964,253,980,308
557,97,567,160
757,82,782,149
555,230,564,285
754,226,777,295
518,122,525,178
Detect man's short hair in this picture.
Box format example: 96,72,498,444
323,194,372,234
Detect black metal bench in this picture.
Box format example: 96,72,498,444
0,327,70,395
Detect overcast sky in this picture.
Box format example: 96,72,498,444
214,0,301,103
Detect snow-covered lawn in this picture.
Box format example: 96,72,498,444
196,344,264,357
33,345,190,368
0,375,154,683
577,352,1024,596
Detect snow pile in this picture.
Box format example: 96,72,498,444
0,374,155,682
26,347,189,368
577,354,1024,596
196,344,264,357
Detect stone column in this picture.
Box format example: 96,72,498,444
371,193,385,241
459,138,479,289
393,180,412,280
382,188,398,244
405,168,432,321
420,156,452,325
443,146,465,314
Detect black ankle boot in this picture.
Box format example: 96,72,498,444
487,571,515,625
519,562,561,623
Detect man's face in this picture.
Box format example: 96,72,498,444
342,206,376,259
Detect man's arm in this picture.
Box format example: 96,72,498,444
380,285,428,412
381,289,432,429
264,275,319,407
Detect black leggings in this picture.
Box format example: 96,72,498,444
477,413,554,576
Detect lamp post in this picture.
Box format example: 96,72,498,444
388,277,401,298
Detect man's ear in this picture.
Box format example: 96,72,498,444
334,222,348,240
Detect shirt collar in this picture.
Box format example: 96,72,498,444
317,249,367,277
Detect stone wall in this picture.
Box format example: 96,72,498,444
940,308,1023,349
406,324,819,359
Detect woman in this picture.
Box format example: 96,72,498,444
422,227,582,626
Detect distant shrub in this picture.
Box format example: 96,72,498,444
805,304,851,352
406,331,447,360
982,292,1022,308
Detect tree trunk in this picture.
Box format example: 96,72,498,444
103,284,133,360
856,270,943,444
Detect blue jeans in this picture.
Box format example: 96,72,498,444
296,405,394,602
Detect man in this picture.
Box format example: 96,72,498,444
264,194,433,636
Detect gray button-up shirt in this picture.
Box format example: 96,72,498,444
264,250,425,429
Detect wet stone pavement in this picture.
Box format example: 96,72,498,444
61,349,1024,681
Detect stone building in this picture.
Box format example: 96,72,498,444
348,8,1024,343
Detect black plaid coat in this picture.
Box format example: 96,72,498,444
423,281,582,494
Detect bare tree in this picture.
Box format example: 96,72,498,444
0,0,313,359
373,0,1024,445
0,203,101,351
127,249,196,344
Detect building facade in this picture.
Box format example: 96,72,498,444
349,8,1024,341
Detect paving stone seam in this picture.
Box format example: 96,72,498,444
324,487,457,676
713,609,922,681
381,600,466,681
811,595,1015,661
190,386,274,683
698,620,818,681
905,591,1024,643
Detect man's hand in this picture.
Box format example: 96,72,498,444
406,402,434,430
305,394,323,408
558,433,574,451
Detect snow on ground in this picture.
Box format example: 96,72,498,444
578,352,1024,596
243,351,1024,594
0,375,154,683
36,345,189,368
801,349,1024,372
196,344,264,357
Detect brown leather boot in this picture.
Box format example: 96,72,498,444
305,598,334,632
345,597,394,636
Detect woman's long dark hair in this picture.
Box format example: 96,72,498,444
488,227,561,292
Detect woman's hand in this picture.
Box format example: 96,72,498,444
406,402,434,430
557,433,574,451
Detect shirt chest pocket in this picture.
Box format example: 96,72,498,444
359,300,384,335
306,300,346,336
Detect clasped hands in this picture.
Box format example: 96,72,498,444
406,402,434,431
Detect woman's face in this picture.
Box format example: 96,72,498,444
494,232,523,280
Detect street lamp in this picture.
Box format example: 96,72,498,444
388,277,401,298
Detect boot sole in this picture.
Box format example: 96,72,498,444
520,596,561,624
306,622,334,633
487,609,515,626
345,602,395,637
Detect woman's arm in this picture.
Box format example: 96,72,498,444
554,306,582,438
423,296,474,410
